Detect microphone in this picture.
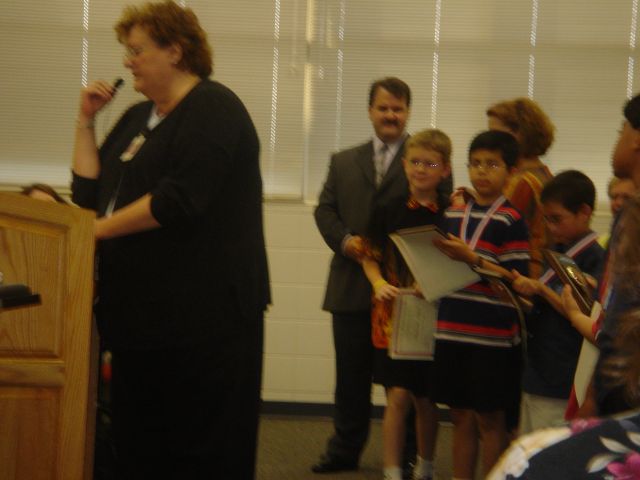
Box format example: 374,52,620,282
112,78,124,93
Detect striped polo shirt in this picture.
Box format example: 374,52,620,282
436,198,530,348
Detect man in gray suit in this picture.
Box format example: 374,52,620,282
312,77,413,473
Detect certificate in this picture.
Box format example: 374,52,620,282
572,302,603,405
389,290,437,360
389,225,480,302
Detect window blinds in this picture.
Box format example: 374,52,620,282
0,0,637,204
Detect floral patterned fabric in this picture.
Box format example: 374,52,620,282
488,410,640,479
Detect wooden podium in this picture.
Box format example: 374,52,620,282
0,192,97,480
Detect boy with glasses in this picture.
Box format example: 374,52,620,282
510,170,604,432
433,130,530,480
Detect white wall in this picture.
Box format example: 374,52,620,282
262,201,388,406
261,201,614,407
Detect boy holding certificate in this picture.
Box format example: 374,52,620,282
433,130,530,479
510,170,604,432
362,129,452,480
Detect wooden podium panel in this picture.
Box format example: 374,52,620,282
0,192,96,480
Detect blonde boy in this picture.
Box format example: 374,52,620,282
362,129,451,480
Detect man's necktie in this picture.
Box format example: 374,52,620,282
375,143,388,186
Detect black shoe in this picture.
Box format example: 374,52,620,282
311,455,358,474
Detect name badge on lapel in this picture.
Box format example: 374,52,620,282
120,133,147,162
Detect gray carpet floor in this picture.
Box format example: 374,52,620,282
256,415,463,480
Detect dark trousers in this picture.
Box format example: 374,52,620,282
110,311,264,480
326,311,374,462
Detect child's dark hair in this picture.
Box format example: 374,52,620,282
600,194,640,408
624,94,640,129
468,130,519,168
540,170,595,213
612,193,640,296
601,307,640,409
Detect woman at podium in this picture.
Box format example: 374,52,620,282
70,2,270,478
